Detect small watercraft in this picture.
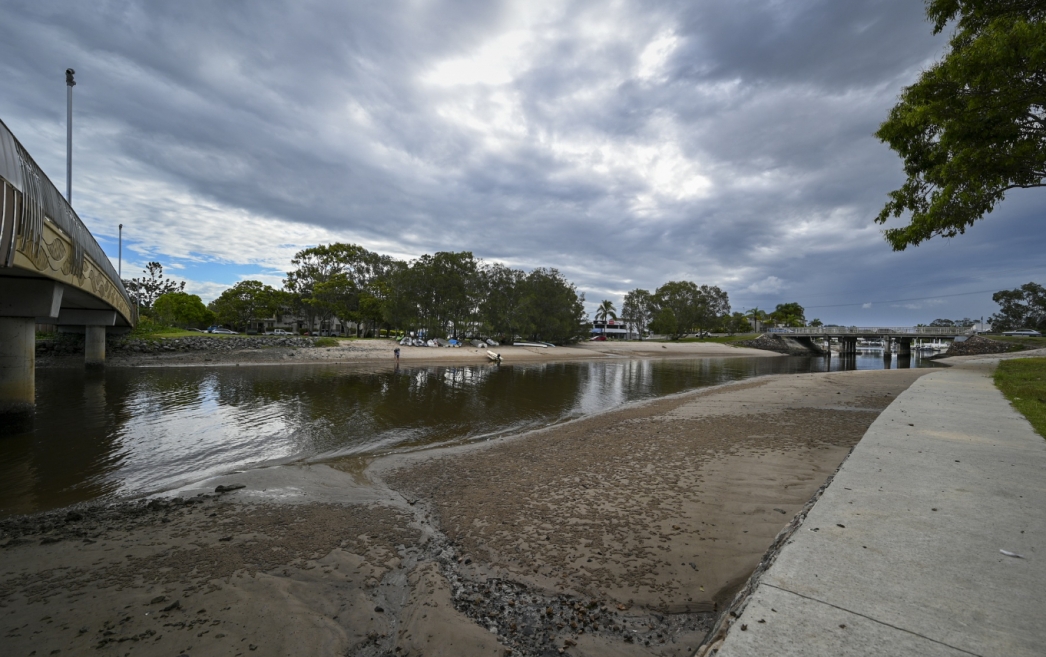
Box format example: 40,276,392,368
485,338,499,347
487,350,502,363
514,342,548,348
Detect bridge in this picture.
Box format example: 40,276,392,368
768,326,975,355
1,118,136,415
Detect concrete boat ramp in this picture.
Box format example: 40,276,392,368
705,351,1046,657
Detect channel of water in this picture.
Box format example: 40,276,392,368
0,352,937,516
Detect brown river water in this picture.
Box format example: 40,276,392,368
0,352,935,516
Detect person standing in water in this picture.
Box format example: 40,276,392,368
394,347,400,362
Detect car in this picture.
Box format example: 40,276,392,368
589,335,607,341
1002,329,1042,337
209,327,238,335
265,329,293,336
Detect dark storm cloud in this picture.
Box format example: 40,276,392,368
1,0,1042,322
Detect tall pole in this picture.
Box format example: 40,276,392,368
65,68,75,203
118,224,123,276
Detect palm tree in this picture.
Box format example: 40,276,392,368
595,299,617,339
745,307,768,332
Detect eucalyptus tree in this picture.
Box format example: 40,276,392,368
652,281,730,338
622,288,653,339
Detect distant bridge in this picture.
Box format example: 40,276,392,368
768,326,973,356
1,118,136,414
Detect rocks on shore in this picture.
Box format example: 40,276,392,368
735,333,799,354
936,335,1018,358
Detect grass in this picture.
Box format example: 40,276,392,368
986,335,1046,352
994,357,1046,439
314,337,339,347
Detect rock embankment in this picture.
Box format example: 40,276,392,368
937,335,1017,357
735,333,810,355
36,334,317,357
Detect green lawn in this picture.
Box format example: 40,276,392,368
987,335,1046,351
994,357,1046,439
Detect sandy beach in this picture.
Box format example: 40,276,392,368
37,337,781,369
0,365,929,656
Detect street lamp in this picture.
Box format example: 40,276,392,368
65,68,75,203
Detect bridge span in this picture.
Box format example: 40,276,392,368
1,118,136,415
769,326,975,355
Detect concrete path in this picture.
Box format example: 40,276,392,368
712,352,1046,657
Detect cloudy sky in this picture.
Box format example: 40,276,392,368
2,0,1043,325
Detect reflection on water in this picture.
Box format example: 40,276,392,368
0,352,937,516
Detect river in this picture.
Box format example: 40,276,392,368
0,352,936,516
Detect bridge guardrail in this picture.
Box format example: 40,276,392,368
0,118,136,325
767,326,975,336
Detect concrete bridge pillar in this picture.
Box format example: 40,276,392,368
0,279,63,415
56,310,117,368
883,338,892,355
898,338,912,356
0,317,35,415
85,325,106,367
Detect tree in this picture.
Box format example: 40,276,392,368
153,292,213,328
652,282,730,338
875,1,1046,250
207,280,280,331
990,282,1046,331
123,262,185,311
770,302,806,327
479,264,528,340
723,312,752,335
745,307,769,332
516,268,586,344
595,300,617,339
809,318,824,328
649,307,678,337
621,288,653,339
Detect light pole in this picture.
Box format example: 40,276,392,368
65,68,75,203
118,224,123,277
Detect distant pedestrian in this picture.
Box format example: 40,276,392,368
394,347,400,362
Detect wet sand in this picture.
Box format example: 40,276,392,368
0,368,928,656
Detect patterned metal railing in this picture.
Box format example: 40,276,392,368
0,117,136,324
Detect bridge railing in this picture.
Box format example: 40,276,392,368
1,118,136,325
768,326,975,336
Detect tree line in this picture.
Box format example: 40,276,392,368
126,245,588,344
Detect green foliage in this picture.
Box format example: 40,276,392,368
929,317,976,327
770,302,806,327
651,282,730,338
723,311,752,334
745,307,770,332
649,307,678,337
123,262,186,310
994,357,1046,438
622,288,654,338
809,318,824,328
207,280,281,331
991,282,1046,331
314,337,339,347
153,292,213,328
516,268,587,344
595,299,617,337
875,1,1046,249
